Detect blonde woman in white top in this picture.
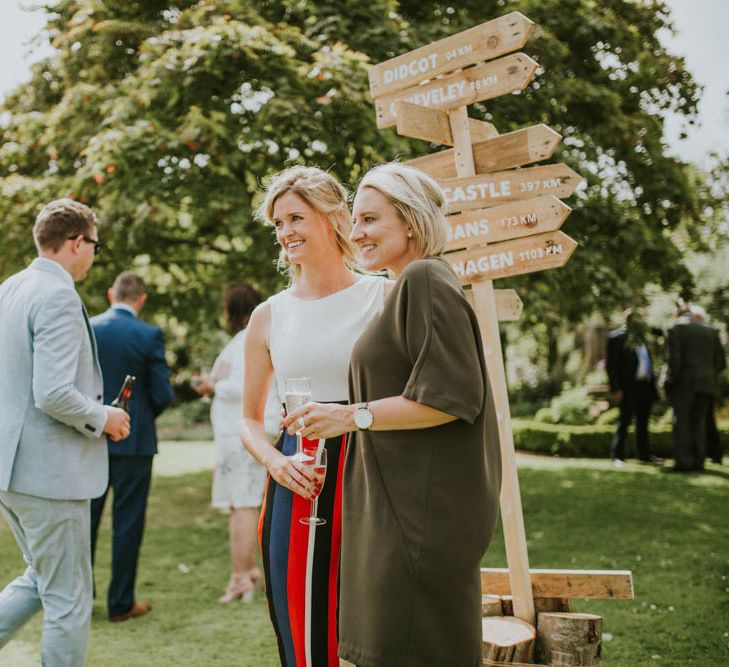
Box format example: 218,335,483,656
242,167,388,667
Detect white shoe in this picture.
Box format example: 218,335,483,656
612,458,626,469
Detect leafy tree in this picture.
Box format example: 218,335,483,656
0,0,405,368
0,0,716,387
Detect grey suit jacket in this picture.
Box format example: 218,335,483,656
0,258,108,499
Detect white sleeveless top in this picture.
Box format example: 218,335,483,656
268,275,386,403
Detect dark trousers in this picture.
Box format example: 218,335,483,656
90,454,153,617
611,380,654,461
670,390,712,471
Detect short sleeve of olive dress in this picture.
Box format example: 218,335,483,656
339,257,502,667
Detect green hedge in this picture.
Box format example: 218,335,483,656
511,419,728,458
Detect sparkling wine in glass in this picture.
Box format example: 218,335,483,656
285,377,312,461
299,446,327,526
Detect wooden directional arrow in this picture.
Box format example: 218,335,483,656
446,195,572,251
395,101,498,146
406,124,562,180
441,164,582,213
446,231,578,283
369,12,534,98
375,52,538,129
466,288,524,321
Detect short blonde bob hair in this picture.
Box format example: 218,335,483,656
256,166,358,277
357,162,449,257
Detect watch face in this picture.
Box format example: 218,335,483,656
355,407,373,429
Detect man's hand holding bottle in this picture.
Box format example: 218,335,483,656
104,407,131,441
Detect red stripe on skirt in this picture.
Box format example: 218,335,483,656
258,474,270,554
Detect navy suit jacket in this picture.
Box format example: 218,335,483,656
91,306,174,456
606,327,658,398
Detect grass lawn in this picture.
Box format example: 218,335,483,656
1,447,728,666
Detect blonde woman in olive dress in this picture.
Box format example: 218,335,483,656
285,163,502,667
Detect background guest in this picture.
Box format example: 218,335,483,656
192,283,280,603
90,271,175,622
0,199,129,665
688,305,726,465
606,308,660,466
664,302,725,471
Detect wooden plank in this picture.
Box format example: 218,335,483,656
441,164,582,213
469,118,499,143
396,101,453,145
447,231,578,283
375,52,538,129
466,288,523,321
368,11,534,98
447,195,572,250
481,568,634,600
395,101,498,146
406,124,562,180
448,107,474,175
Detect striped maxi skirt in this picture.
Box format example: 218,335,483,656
259,429,346,667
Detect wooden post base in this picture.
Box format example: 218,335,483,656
536,612,602,666
483,617,536,663
482,594,504,617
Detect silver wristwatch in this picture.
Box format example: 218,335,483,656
354,403,374,430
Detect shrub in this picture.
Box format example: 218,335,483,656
549,386,594,424
510,419,726,459
595,406,620,425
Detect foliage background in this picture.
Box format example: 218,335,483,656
1,0,725,392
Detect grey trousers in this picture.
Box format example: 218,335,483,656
0,489,93,667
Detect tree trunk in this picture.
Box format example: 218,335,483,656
537,612,602,665
482,617,536,663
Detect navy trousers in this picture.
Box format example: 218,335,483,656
610,380,654,461
90,455,153,617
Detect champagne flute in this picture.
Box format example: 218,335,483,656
299,445,327,526
285,377,312,461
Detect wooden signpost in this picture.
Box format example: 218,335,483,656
446,195,572,250
404,121,563,179
368,11,633,664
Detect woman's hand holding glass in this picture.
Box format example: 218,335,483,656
265,449,320,500
283,402,355,440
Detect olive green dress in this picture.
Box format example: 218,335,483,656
339,257,502,667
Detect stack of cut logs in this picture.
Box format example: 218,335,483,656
481,594,602,665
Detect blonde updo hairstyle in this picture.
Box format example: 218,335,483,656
357,162,449,257
257,166,358,279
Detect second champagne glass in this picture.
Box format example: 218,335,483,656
285,377,312,461
299,445,327,526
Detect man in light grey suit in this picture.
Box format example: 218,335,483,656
0,199,130,666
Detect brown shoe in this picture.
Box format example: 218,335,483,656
110,601,152,623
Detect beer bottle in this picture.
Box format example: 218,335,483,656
111,375,136,412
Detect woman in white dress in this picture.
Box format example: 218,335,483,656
242,166,388,666
194,283,280,603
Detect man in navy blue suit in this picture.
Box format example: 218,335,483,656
606,308,660,466
90,271,174,622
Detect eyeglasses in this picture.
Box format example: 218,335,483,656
67,235,102,255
